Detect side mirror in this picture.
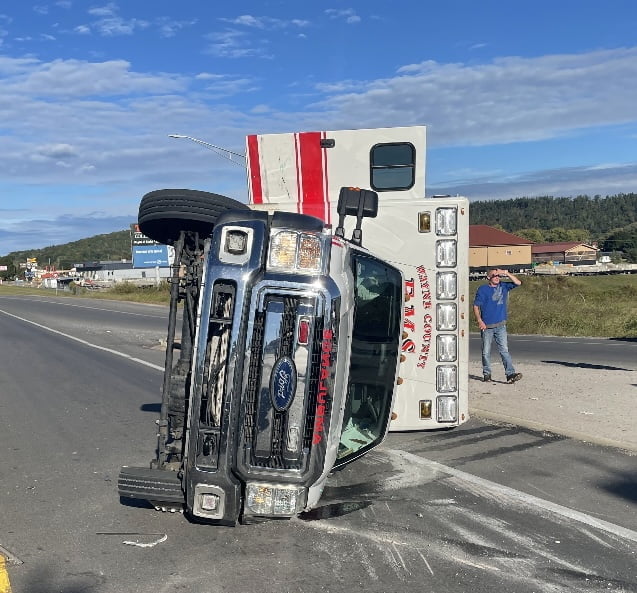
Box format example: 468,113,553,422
335,187,378,246
336,187,378,218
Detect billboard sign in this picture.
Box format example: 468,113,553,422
132,244,170,268
130,224,171,268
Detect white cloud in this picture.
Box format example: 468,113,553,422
193,72,256,97
87,3,118,18
2,58,186,97
220,15,310,29
204,29,271,59
156,17,198,38
317,47,637,148
325,9,361,24
36,143,78,159
83,3,149,36
223,15,266,28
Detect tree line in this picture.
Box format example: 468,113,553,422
1,193,636,278
470,193,637,261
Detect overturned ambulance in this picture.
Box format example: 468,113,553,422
118,126,468,524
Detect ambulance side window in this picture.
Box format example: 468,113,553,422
370,142,415,191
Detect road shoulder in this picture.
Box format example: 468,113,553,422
469,361,637,452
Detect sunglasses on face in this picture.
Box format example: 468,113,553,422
489,274,500,279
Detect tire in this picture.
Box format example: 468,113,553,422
138,189,250,246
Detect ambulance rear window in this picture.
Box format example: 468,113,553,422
370,142,415,191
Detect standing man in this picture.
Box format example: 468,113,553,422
473,268,523,384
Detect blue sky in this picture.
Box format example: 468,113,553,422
1,1,637,255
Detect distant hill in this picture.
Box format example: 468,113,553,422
2,229,132,270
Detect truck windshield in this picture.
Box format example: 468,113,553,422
336,254,402,465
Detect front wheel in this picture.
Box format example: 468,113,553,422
138,188,250,246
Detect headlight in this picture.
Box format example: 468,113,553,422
245,483,305,516
269,231,297,269
268,231,323,274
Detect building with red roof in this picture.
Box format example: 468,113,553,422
469,225,533,271
531,242,598,265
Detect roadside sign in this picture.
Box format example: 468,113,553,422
130,224,171,268
132,244,170,268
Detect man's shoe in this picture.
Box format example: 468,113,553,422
482,374,492,382
507,373,523,384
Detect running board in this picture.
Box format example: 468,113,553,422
118,466,184,503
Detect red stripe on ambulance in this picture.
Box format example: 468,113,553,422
246,134,263,204
296,132,327,221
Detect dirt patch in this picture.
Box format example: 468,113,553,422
469,361,637,452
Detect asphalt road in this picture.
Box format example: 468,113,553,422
1,294,635,593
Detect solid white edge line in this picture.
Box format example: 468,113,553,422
388,448,637,544
0,308,164,372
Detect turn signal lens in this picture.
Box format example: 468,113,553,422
418,211,431,233
419,400,432,419
297,234,322,272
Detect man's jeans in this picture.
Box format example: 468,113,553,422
481,324,515,377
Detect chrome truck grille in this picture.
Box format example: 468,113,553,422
242,294,326,471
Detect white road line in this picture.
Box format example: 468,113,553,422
389,449,637,544
0,295,164,318
0,308,164,372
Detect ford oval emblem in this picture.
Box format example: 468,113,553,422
270,356,297,412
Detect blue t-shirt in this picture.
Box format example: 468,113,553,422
473,282,517,326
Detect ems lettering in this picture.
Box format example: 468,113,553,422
312,329,333,445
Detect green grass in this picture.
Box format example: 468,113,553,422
0,281,172,305
3,274,636,338
470,274,637,338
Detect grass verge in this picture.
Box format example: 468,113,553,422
470,274,637,338
2,274,636,338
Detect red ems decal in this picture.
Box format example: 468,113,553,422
312,329,333,445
